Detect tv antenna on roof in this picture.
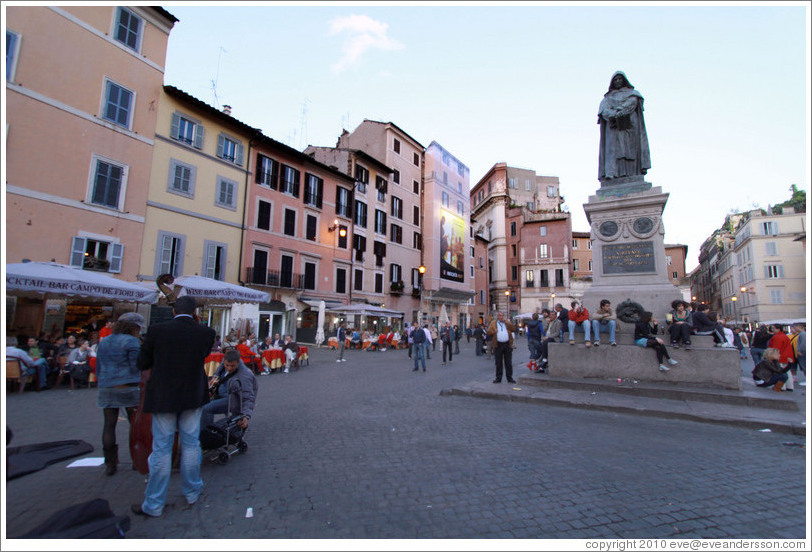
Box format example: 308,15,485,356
211,46,228,109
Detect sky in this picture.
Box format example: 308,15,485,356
160,1,810,272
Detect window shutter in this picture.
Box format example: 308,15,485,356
159,235,173,275
236,143,244,166
763,265,770,278
303,177,311,205
217,134,225,158
293,169,300,198
772,222,779,235
193,124,204,149
255,156,263,184
270,160,279,190
70,237,86,268
316,178,323,208
109,243,123,273
170,113,180,140
204,243,217,279
778,265,784,278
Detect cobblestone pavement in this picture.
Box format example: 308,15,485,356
3,340,808,541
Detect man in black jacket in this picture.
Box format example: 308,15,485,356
133,296,215,518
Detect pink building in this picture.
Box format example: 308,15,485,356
5,6,176,335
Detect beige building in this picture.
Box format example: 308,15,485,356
732,208,806,324
5,6,176,333
571,231,593,280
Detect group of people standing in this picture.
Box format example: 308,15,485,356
749,323,806,392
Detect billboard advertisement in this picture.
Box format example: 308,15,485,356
440,210,465,282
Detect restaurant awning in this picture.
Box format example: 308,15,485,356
172,275,270,303
326,303,405,317
6,262,158,303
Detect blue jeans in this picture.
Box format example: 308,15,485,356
23,358,50,389
200,397,229,429
424,342,432,359
568,320,591,342
413,343,426,370
750,348,765,367
591,320,616,344
142,408,203,516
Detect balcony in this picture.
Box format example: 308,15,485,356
411,286,422,297
389,281,404,295
245,268,313,290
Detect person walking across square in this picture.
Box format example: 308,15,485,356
487,311,516,384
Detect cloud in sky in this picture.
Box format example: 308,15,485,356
329,14,403,74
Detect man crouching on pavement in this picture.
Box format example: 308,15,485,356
202,348,257,430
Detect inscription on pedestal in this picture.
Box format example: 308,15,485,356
602,241,656,274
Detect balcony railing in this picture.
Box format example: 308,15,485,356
245,268,313,290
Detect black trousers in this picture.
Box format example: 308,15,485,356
442,341,453,362
494,341,513,381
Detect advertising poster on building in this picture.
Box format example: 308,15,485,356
440,210,464,282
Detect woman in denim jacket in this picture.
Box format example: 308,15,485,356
95,312,145,475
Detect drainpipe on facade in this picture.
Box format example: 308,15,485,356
237,136,256,287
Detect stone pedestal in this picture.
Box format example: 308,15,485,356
580,178,682,324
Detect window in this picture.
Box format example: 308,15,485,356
374,241,386,266
336,268,347,294
355,165,369,193
765,265,784,279
217,133,244,166
587,240,592,250
511,244,517,256
303,173,323,208
336,187,352,217
672,271,678,279
511,265,518,280
413,180,420,194
478,190,484,203
572,239,578,248
6,29,21,82
167,159,196,197
666,255,673,265
413,232,422,250
525,179,532,191
770,289,784,304
375,210,387,235
470,246,474,258
257,200,271,231
203,240,227,280
102,79,133,129
539,269,549,287
525,270,535,288
345,267,361,292
393,139,401,154
539,244,548,258
89,155,127,210
256,154,279,189
526,202,534,211
390,263,402,284
539,226,547,237
555,269,564,287
443,172,448,186
508,177,517,189
304,262,317,290
375,273,384,293
353,235,366,261
280,165,300,197
391,196,403,219
354,200,368,227
547,185,557,198
457,200,464,214
761,221,778,235
215,176,238,210
283,208,296,237
479,256,484,268
170,112,204,148
280,255,294,288
114,7,143,51
156,232,184,277
588,260,593,271
393,169,400,184
510,222,517,236
251,249,268,284
375,175,387,201
765,242,777,256
305,214,317,241
442,192,449,207
70,236,123,273
390,224,402,244
413,206,420,226
573,259,580,271
413,152,420,166
479,290,485,305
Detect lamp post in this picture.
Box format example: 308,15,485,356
731,296,738,327
551,292,556,311
505,289,510,313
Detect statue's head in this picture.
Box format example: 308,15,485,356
608,71,633,91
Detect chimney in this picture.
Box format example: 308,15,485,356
222,105,232,115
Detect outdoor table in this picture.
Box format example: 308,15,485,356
204,352,224,377
298,346,309,365
262,349,286,371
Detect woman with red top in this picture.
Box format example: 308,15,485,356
768,325,795,391
236,337,261,374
